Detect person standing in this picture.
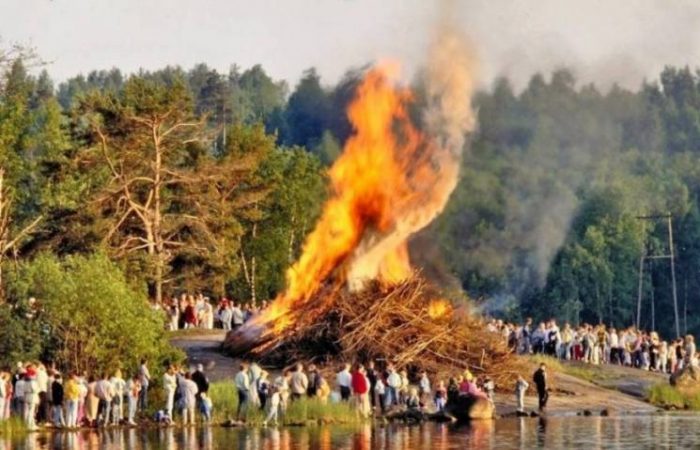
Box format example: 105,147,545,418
365,361,378,409
191,364,209,413
533,363,548,411
231,303,245,330
110,370,126,425
95,373,115,426
0,372,7,421
515,375,529,413
263,385,281,426
138,359,150,412
336,363,352,402
181,372,198,426
385,366,402,409
23,372,39,431
306,365,323,398
234,363,250,420
418,371,431,404
64,373,81,428
51,373,65,427
163,366,177,421
125,375,141,426
351,364,370,418
289,364,308,401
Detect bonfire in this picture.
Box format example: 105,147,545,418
225,28,525,388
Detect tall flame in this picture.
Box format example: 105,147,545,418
251,27,476,336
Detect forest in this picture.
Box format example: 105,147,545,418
2,47,700,350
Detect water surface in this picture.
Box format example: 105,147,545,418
3,414,698,449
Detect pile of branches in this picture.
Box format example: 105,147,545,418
242,276,527,389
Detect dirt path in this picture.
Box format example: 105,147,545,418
170,330,239,382
496,362,665,416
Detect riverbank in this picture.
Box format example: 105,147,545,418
170,331,667,419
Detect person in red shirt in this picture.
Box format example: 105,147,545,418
351,364,370,418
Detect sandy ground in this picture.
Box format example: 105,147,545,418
171,330,665,416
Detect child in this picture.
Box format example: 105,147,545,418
482,376,495,403
200,392,213,422
405,387,421,411
374,377,386,414
434,381,447,412
515,375,529,413
263,386,280,426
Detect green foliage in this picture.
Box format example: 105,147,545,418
646,383,687,409
4,252,182,374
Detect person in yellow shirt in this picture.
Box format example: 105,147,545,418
64,373,81,428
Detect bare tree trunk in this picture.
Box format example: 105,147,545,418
251,223,257,304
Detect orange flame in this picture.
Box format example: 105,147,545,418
253,61,469,335
428,299,452,320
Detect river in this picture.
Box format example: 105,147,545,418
3,415,698,449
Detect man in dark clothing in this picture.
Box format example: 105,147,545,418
306,365,323,398
191,364,209,398
366,361,378,408
533,363,548,411
51,373,65,427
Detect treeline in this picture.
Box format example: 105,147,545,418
3,53,700,343
435,68,700,339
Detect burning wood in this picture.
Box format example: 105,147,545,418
225,27,525,388
225,276,526,387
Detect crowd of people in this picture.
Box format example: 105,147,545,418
487,317,697,373
160,293,268,331
232,360,497,425
0,359,215,431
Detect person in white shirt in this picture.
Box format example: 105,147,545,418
181,372,199,426
109,370,126,425
218,303,233,331
95,374,115,426
163,366,177,420
418,371,431,401
138,359,151,412
234,363,250,420
289,364,308,401
125,376,141,426
385,366,402,409
273,370,291,415
13,375,26,420
232,304,245,328
24,373,39,430
0,372,7,421
336,364,352,402
263,386,281,426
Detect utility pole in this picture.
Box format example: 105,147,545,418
636,214,680,337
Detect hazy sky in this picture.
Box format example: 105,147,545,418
3,0,700,90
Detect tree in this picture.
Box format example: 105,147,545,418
283,68,330,149
79,75,210,303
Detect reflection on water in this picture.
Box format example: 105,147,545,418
4,415,700,449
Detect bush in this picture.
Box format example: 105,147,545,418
4,252,183,376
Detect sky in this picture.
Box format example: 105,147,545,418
3,0,700,91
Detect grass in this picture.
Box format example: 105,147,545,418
646,382,700,410
527,354,615,384
0,417,27,436
208,381,361,426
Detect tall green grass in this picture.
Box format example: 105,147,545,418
208,381,361,426
0,417,27,436
646,383,698,409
